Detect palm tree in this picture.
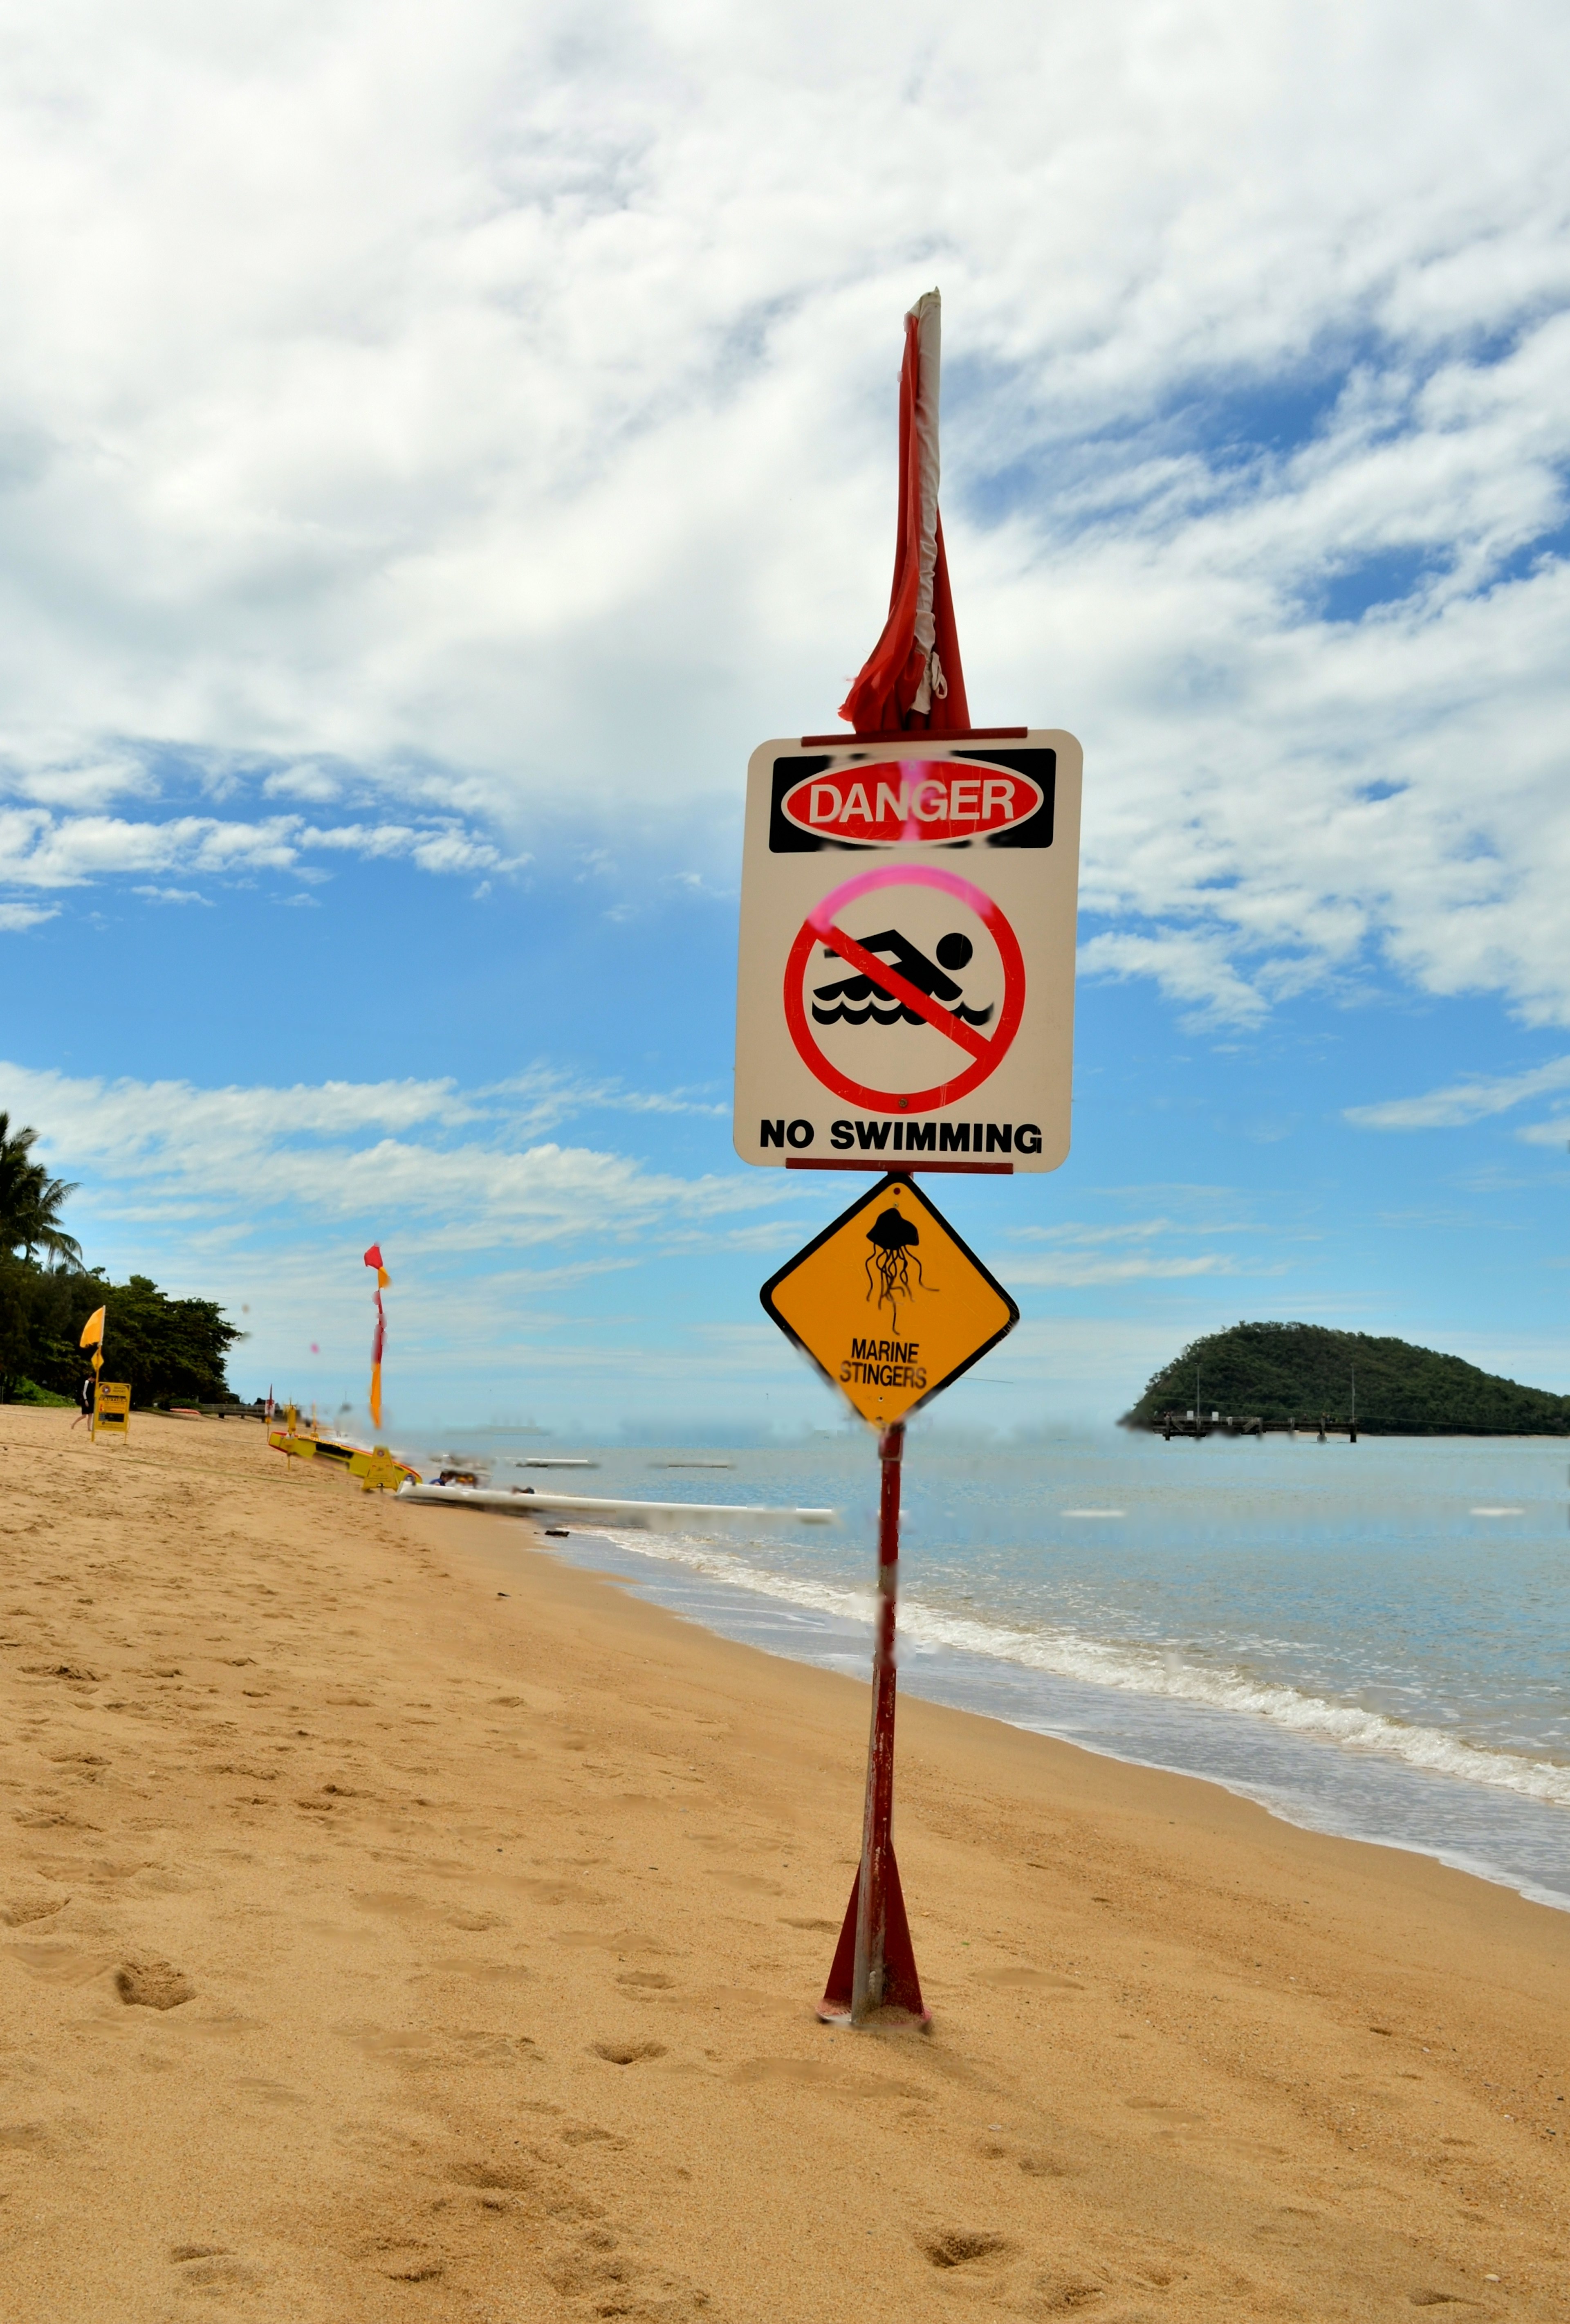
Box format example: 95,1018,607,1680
0,1115,82,1268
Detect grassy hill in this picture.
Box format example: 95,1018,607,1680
1122,1320,1570,1436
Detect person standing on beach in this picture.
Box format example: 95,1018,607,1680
72,1373,94,1430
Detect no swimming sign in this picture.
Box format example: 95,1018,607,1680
733,731,1083,1172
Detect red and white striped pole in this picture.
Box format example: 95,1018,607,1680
819,1421,930,2026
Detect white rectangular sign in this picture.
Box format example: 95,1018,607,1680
734,730,1081,1172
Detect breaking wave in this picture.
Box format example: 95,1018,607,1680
594,1527,1570,1814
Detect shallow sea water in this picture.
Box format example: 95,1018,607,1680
413,1427,1570,1911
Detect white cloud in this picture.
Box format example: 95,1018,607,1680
1346,1055,1570,1129
485,1067,728,1133
0,1053,813,1418
998,1215,1263,1287
1517,1116,1570,1150
0,1059,779,1255
1077,930,1270,1027
0,806,510,891
0,0,1568,1019
1005,1250,1239,1288
0,901,58,930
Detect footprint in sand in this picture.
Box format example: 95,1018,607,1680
499,1874,603,1907
919,2231,1015,2271
117,1959,195,2010
976,1965,1083,1991
354,1891,436,1919
420,1957,533,1983
0,1895,69,1927
1124,2097,1206,2129
592,2040,667,2066
733,2057,924,2101
7,1942,118,1986
552,1930,668,1955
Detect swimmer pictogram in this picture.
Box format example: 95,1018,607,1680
812,930,994,1031
783,864,1025,1116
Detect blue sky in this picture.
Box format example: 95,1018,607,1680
3,0,1570,1436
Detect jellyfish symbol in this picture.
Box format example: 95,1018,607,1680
866,1204,928,1320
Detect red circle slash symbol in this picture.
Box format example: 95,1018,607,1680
783,864,1025,1115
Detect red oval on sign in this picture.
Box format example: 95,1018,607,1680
780,760,1043,847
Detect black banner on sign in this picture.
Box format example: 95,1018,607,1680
768,750,1056,853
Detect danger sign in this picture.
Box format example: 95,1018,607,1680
735,732,1081,1172
777,760,1045,848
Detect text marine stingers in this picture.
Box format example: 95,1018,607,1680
842,1337,926,1391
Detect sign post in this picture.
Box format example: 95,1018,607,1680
760,1174,1019,2023
738,289,1077,2028
837,1419,917,2021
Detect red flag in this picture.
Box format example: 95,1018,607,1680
838,289,970,736
363,1245,389,1428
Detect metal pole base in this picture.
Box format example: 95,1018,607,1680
816,1847,930,2028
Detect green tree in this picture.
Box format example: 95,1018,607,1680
0,1114,82,1268
1122,1320,1570,1436
19,1271,243,1406
0,1251,43,1395
0,1116,242,1404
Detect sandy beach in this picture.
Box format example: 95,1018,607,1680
0,1405,1564,2322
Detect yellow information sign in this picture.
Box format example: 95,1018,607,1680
349,1445,406,1494
94,1381,131,1442
760,1172,1018,1425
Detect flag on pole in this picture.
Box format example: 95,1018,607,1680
79,1306,105,1348
838,288,971,736
363,1245,388,1428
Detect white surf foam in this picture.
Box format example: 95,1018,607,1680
593,1526,1570,1814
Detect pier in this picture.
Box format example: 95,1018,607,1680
1157,1411,1358,1442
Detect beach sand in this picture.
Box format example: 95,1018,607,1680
0,1406,1565,2322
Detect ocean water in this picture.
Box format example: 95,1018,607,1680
413,1428,1570,1911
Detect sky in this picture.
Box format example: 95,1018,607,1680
3,0,1570,1439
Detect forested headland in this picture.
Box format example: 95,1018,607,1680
0,1112,240,1406
1122,1320,1570,1436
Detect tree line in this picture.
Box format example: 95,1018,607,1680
1122,1319,1570,1436
0,1113,240,1406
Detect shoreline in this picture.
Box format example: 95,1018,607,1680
471,1498,1570,1918
2,1405,1566,2321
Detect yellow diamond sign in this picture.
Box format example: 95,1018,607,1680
760,1173,1019,1425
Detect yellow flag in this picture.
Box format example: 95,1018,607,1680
79,1306,106,1349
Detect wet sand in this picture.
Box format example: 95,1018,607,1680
0,1403,1565,2321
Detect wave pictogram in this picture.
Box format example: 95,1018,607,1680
810,929,994,1031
